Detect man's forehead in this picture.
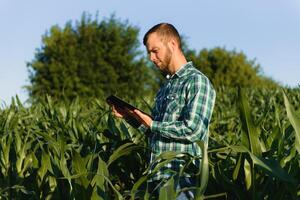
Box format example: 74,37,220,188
146,34,163,48
147,32,162,42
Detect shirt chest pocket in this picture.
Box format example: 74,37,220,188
165,93,181,113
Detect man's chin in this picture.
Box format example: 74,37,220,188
154,63,168,75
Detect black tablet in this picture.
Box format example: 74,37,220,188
106,95,143,128
106,95,138,111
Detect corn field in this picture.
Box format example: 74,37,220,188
0,87,299,199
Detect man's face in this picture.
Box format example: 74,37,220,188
145,32,172,73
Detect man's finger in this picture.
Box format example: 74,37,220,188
112,106,124,118
133,109,141,115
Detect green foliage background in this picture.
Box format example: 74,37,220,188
27,13,157,103
185,47,278,88
27,13,279,104
0,88,299,199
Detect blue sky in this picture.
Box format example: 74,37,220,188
1,0,299,105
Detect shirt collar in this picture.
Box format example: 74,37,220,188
166,61,192,79
165,61,193,79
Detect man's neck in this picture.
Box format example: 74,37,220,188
168,54,187,75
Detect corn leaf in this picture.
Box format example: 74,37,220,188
238,87,262,157
159,177,176,200
283,91,300,154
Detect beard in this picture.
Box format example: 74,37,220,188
158,46,172,74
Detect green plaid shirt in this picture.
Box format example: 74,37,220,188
140,61,216,181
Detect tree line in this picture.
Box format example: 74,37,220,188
26,13,279,103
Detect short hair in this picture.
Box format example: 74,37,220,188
143,23,182,50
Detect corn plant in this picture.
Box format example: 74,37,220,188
207,87,300,199
0,87,299,199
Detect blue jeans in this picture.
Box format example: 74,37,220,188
176,177,196,200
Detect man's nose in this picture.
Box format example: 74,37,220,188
149,52,156,62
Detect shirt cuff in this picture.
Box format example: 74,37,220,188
150,121,160,133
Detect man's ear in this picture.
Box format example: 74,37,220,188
168,38,177,52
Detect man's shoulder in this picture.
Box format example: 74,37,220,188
186,66,210,83
185,66,215,92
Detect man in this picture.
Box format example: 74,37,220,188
112,23,216,199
